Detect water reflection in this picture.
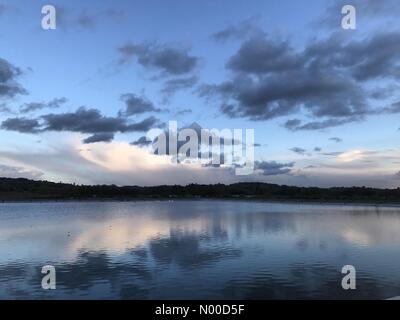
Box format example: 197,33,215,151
0,200,400,299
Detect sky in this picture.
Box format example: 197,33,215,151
0,0,399,187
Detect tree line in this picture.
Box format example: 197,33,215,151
1,177,400,203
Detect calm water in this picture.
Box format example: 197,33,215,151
0,200,400,299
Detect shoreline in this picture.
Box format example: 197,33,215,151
2,197,400,208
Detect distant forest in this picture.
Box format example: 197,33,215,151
1,177,400,203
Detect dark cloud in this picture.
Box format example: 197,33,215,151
200,67,366,122
218,104,237,120
125,116,160,132
141,122,243,167
254,161,294,176
290,147,307,155
201,31,400,130
175,109,192,117
83,133,114,144
321,151,343,157
119,93,161,117
1,107,161,143
380,101,400,114
1,117,41,133
369,86,398,100
227,35,304,74
304,165,317,169
131,136,152,147
42,107,126,134
329,137,343,143
19,97,68,113
118,42,198,76
42,108,161,136
0,58,27,99
314,147,322,152
283,119,301,130
211,17,263,42
284,116,362,131
161,76,198,97
0,103,12,114
152,122,203,156
305,32,400,81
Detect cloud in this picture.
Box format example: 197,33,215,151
0,163,43,179
83,133,114,144
42,107,128,133
174,109,192,117
200,63,366,123
3,133,400,188
0,103,13,114
1,107,162,143
283,119,301,130
227,35,304,74
118,42,198,76
211,16,263,42
42,108,160,134
329,137,343,143
287,147,400,188
119,93,161,116
321,151,344,157
306,32,400,81
0,137,246,186
133,122,244,170
161,76,198,98
290,147,307,155
284,117,362,131
0,58,27,99
379,101,400,114
131,136,152,147
19,97,68,113
254,161,294,176
1,117,41,133
151,122,206,156
200,31,400,130
125,116,161,132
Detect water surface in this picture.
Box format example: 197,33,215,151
1,200,400,299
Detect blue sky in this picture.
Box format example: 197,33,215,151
0,0,399,187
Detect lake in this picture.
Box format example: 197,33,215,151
0,200,400,299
